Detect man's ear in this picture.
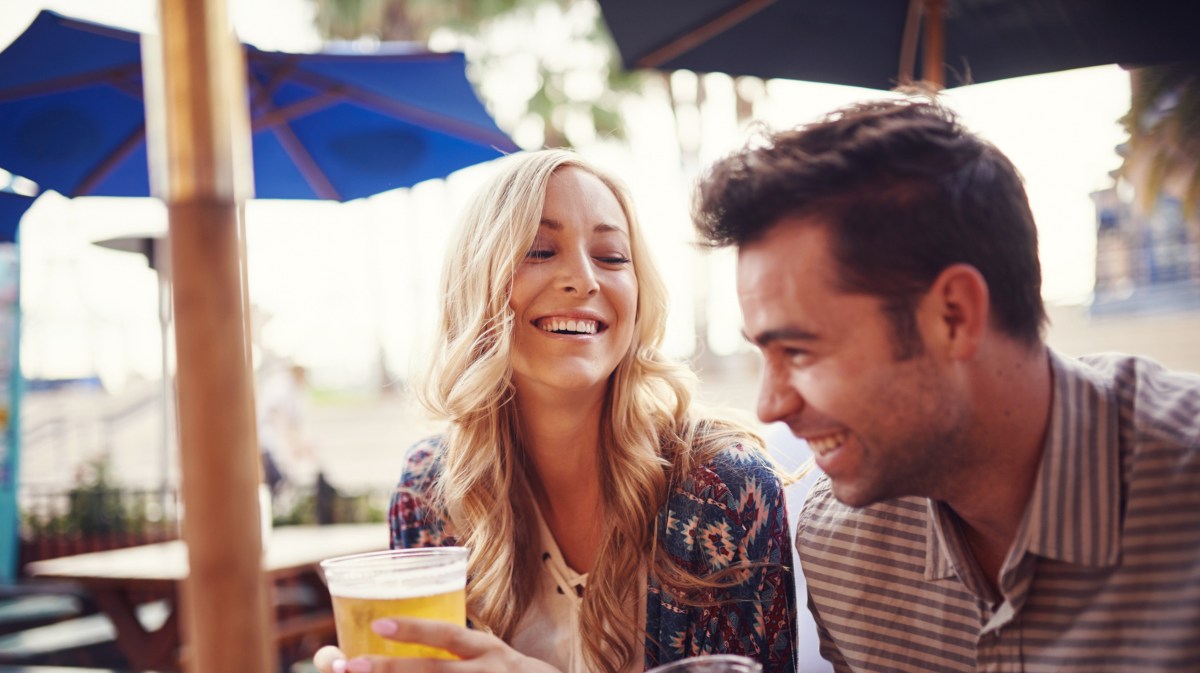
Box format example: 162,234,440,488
921,263,989,359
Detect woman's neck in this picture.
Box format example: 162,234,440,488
516,385,606,487
516,385,607,573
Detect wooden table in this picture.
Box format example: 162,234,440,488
25,523,388,670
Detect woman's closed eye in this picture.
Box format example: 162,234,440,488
523,248,630,265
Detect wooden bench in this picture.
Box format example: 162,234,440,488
0,601,167,665
0,667,128,673
0,595,84,636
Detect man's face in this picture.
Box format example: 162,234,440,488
737,216,970,507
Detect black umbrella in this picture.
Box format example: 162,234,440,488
595,0,1200,90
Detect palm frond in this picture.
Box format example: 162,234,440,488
1120,63,1200,228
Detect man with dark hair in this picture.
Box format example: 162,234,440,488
694,99,1200,672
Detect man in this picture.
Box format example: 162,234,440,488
693,99,1200,672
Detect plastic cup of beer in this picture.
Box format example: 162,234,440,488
320,547,468,659
645,655,763,673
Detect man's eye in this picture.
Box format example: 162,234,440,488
783,348,811,365
526,249,553,260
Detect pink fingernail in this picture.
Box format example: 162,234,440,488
346,658,373,673
331,659,346,673
371,619,398,636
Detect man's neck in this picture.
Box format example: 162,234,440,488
943,340,1053,591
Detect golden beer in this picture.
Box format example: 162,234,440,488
331,587,466,658
321,547,469,658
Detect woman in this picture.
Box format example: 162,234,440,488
316,150,795,673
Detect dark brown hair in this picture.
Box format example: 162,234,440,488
693,99,1046,350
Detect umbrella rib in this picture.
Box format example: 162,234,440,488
246,55,300,116
250,90,344,132
0,63,142,102
75,123,146,196
634,0,775,69
288,69,515,148
271,122,342,200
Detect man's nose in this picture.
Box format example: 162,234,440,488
757,363,804,424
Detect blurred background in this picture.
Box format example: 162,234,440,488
4,0,1199,522
0,1,1197,664
5,0,1200,515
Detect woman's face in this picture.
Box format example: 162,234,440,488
508,167,638,400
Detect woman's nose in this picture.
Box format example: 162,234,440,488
556,248,599,295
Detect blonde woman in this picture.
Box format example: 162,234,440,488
316,150,796,673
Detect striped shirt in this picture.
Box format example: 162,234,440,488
797,350,1200,672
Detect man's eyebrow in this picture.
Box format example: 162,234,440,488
742,327,820,348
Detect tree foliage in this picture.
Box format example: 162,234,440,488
309,0,642,149
1119,63,1200,220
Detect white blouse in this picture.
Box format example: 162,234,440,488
509,505,646,673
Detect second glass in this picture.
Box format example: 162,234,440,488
645,654,764,673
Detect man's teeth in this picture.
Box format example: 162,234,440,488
540,318,598,334
809,431,848,456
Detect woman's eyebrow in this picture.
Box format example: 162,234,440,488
537,218,628,236
594,222,628,236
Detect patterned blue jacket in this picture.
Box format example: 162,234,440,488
389,436,797,672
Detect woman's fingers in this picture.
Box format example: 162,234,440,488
315,620,563,673
312,645,345,673
370,617,490,659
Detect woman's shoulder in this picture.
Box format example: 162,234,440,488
391,435,455,547
398,435,447,491
675,435,783,507
659,435,788,567
695,435,777,480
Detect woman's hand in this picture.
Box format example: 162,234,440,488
311,618,562,673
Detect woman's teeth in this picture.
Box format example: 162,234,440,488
809,431,848,457
539,318,598,335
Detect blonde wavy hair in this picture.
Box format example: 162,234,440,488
416,149,760,673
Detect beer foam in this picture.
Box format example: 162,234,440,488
326,562,467,599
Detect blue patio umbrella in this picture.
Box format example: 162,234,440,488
0,10,517,201
0,192,35,243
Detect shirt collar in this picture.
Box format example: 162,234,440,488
1020,349,1122,567
925,349,1123,579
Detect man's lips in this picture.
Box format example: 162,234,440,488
807,430,849,457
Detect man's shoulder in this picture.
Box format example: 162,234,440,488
1073,352,1200,450
797,475,929,548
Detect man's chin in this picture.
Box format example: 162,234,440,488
830,480,887,509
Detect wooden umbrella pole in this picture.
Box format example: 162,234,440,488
922,0,945,88
897,0,923,86
146,0,275,670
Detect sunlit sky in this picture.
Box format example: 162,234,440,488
1,0,1131,390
